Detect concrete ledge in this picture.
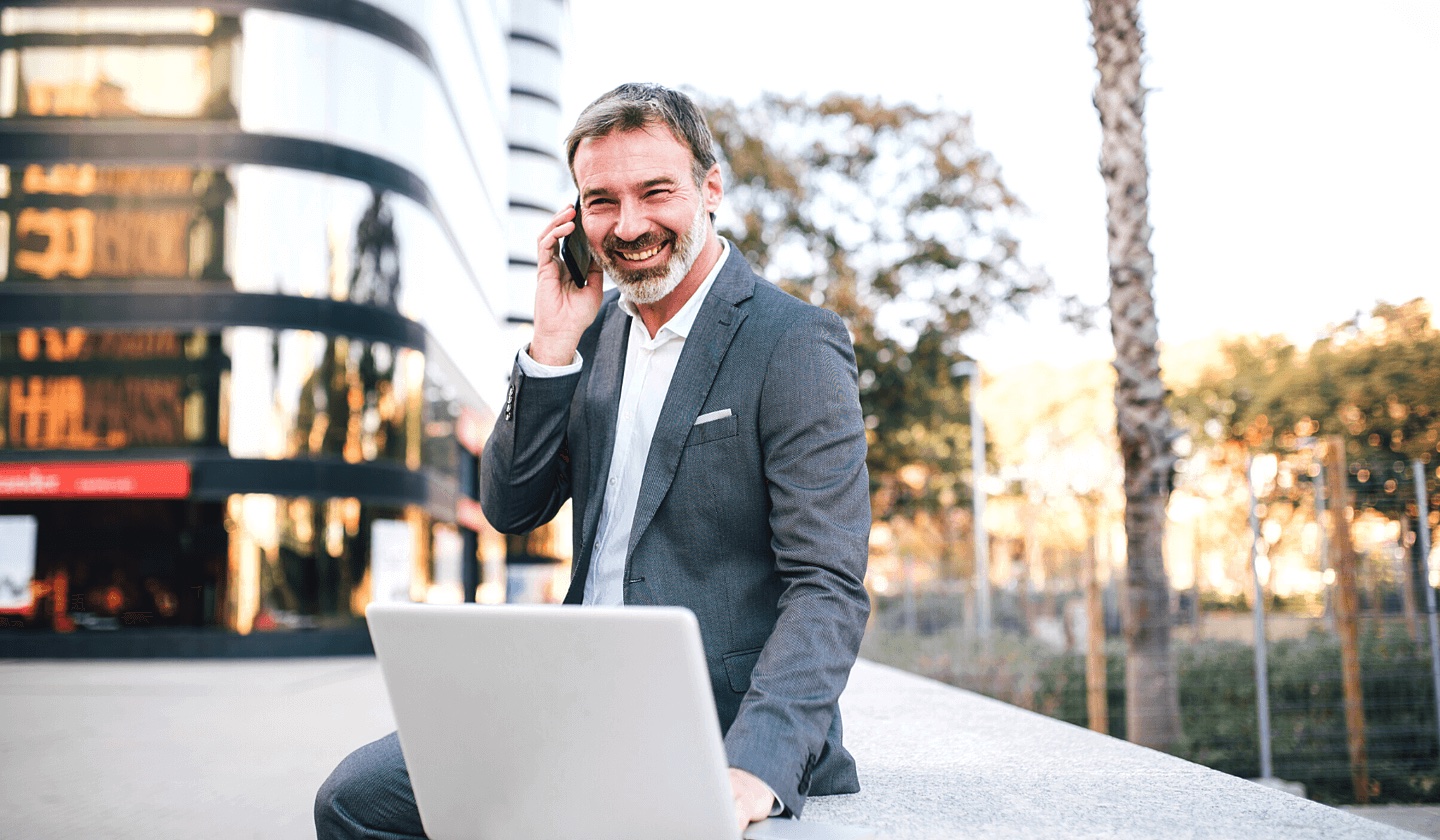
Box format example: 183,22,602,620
806,661,1419,839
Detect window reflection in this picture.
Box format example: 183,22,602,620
1,9,238,120
8,376,185,449
231,167,423,313
428,522,464,604
292,333,414,466
0,8,219,37
0,328,221,451
0,494,486,633
0,325,478,481
0,158,513,413
4,163,230,282
345,190,401,310
225,327,423,468
224,494,453,633
503,519,572,604
421,365,462,481
0,499,226,631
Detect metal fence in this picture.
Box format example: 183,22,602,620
861,587,1440,805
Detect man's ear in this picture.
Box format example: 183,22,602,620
703,163,724,214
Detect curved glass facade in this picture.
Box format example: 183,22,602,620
0,0,569,651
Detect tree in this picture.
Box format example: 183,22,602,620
1174,299,1440,531
1089,0,1182,750
702,94,1084,526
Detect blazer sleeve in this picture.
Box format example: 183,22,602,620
723,305,872,812
478,356,580,535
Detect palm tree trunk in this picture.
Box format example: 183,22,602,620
1089,0,1181,751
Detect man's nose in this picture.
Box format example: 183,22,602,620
612,200,648,242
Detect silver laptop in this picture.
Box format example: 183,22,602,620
366,602,875,840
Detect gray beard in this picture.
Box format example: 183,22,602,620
611,202,709,307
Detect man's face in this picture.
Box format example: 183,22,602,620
572,125,722,305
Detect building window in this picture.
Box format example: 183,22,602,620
0,328,221,450
2,164,230,283
1,8,239,121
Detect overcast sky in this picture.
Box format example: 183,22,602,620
562,1,1439,370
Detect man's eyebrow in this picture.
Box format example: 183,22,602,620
581,177,679,201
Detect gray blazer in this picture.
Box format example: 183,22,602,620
479,245,871,814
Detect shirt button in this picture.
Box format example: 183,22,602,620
609,477,617,486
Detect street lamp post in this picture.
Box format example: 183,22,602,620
1314,459,1334,634
1249,454,1277,781
951,361,990,641
1413,459,1440,761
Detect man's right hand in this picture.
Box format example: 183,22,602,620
530,202,604,366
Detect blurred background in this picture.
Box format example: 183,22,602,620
0,0,1437,810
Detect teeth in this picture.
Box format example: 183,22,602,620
620,244,662,261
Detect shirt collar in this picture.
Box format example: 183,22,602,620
617,238,729,340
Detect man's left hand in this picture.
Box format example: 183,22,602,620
729,767,776,832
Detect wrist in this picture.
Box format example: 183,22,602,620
528,335,579,367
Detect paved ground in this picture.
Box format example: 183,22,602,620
0,657,395,840
0,655,1432,839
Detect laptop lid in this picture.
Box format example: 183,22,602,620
367,602,875,840
368,603,745,840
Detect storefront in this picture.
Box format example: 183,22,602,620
0,1,570,655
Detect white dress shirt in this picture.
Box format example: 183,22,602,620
517,240,730,605
517,241,785,813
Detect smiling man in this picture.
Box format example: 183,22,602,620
315,83,871,838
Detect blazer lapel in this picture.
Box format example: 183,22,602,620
626,247,756,557
573,301,629,590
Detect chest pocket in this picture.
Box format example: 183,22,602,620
685,413,737,446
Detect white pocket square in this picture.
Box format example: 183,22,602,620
694,408,733,426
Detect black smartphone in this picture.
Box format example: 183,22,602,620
559,197,591,288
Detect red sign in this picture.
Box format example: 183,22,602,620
0,461,190,499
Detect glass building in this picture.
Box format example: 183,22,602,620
0,1,570,655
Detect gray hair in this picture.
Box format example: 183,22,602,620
565,83,718,187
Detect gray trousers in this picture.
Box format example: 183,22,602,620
315,732,427,839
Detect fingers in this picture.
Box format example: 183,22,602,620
734,792,757,833
539,207,575,247
732,794,768,833
728,768,774,832
536,207,576,279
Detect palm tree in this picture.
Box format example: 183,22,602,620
1089,0,1181,750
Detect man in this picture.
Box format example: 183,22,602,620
315,83,870,837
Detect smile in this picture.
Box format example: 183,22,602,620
618,243,664,262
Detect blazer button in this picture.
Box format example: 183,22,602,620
799,754,816,794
